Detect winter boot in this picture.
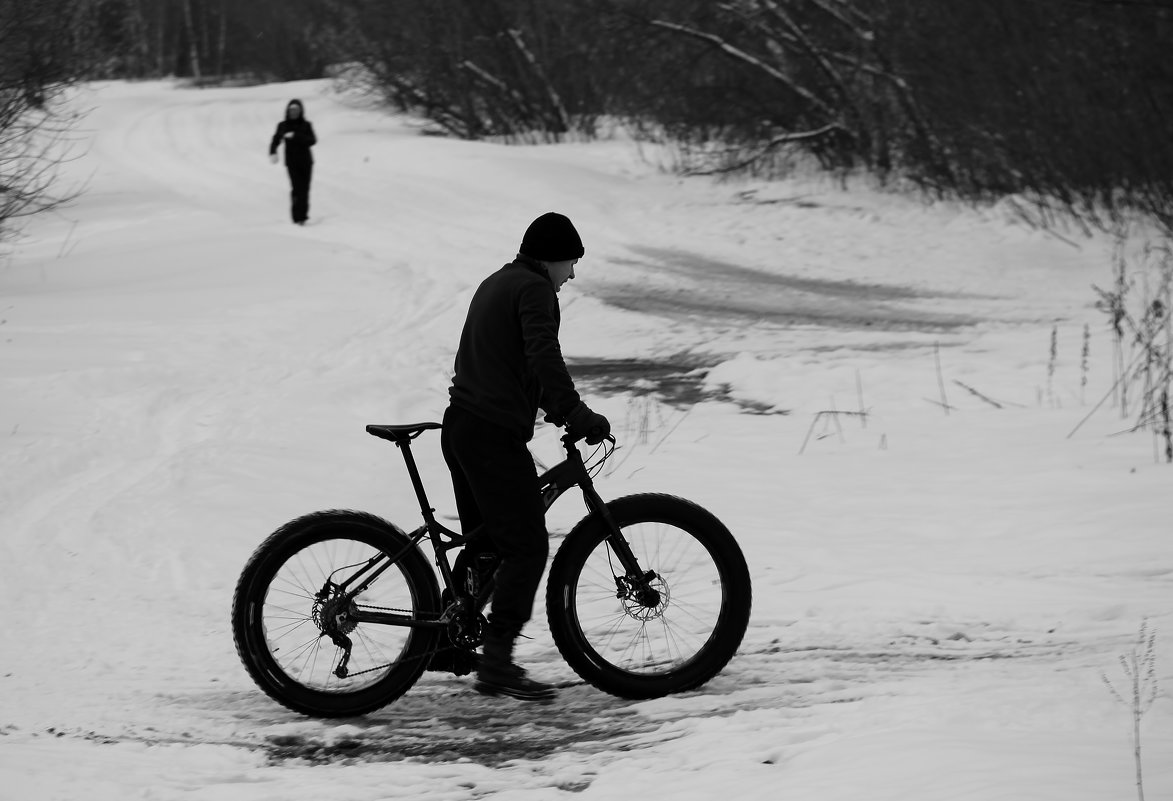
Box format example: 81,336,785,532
475,630,556,702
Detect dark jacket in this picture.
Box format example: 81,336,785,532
269,100,316,165
449,256,581,441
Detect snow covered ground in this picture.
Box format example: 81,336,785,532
1,79,1170,800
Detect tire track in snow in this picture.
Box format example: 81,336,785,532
18,617,1086,771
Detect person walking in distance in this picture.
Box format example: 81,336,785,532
441,212,611,702
269,99,316,225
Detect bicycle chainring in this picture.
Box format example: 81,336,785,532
447,608,487,649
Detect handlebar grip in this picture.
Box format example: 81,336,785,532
562,429,616,448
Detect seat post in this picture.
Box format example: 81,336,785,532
395,438,438,525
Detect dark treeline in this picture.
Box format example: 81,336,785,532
3,0,1173,229
1,0,329,85
324,0,1173,229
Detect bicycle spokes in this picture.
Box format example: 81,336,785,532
261,538,417,692
578,524,724,674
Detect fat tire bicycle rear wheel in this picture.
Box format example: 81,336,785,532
546,493,751,699
231,510,441,718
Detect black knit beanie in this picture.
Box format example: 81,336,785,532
519,212,585,262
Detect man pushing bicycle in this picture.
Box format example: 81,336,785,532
231,214,748,714
441,212,611,701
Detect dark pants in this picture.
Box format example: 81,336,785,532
441,405,549,637
286,160,312,223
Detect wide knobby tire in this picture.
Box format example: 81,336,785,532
231,510,441,718
546,493,752,699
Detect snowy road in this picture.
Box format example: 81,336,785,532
1,80,1170,800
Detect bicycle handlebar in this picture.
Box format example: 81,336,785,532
561,430,617,449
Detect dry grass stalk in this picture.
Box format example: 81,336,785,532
1101,619,1159,801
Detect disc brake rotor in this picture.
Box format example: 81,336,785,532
618,573,670,621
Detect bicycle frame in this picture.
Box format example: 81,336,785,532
332,428,645,633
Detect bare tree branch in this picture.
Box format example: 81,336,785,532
650,17,840,121
682,122,844,175
506,28,571,134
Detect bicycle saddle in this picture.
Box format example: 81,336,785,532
365,422,442,443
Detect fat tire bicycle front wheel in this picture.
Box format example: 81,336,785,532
546,493,751,699
231,510,441,718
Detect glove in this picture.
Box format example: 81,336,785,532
565,401,611,445
269,153,278,164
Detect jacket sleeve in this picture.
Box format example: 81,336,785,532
301,122,317,147
517,282,580,423
269,122,285,155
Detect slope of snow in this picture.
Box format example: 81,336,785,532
1,79,1169,800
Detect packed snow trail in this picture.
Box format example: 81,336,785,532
1,80,1170,801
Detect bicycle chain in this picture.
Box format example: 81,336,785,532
318,605,589,688
328,604,461,679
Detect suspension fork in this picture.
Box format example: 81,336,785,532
545,436,642,576
580,479,649,570
540,437,658,612
581,478,662,609
555,442,647,580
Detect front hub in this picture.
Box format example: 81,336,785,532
616,572,669,621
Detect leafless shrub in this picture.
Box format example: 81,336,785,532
1102,620,1160,801
0,0,89,240
1072,236,1173,458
